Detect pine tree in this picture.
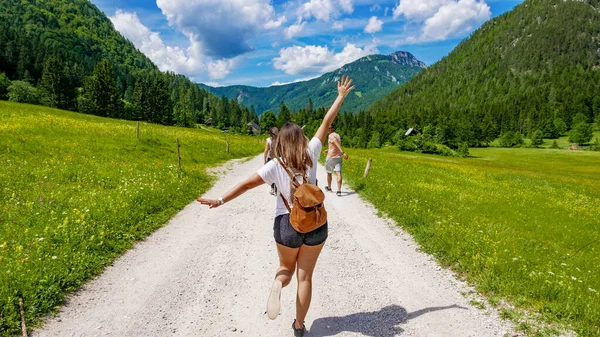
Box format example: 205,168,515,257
79,60,123,118
569,122,593,145
260,111,277,132
39,57,75,110
0,72,10,100
277,101,292,127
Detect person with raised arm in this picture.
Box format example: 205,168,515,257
197,76,354,337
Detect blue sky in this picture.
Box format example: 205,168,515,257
91,0,523,87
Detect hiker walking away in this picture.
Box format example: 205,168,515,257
264,127,279,195
324,125,348,196
197,76,355,337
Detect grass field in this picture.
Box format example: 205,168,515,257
0,101,263,336
342,146,600,336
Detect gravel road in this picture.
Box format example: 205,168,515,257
34,155,512,337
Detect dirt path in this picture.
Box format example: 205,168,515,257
34,155,511,337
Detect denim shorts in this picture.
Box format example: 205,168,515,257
273,214,328,248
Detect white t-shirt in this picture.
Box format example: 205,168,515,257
266,137,273,159
257,137,323,217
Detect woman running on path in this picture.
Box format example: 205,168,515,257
197,76,355,337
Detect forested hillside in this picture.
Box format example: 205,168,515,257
0,0,259,130
199,51,425,114
365,0,600,148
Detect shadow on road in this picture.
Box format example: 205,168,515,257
308,304,466,337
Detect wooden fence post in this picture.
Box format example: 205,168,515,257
226,140,230,153
176,138,181,169
363,159,372,177
136,121,140,139
19,298,27,337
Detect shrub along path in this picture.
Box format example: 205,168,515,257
33,155,511,337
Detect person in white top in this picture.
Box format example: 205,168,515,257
197,76,355,337
263,127,279,195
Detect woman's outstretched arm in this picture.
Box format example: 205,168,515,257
197,173,265,208
314,75,355,145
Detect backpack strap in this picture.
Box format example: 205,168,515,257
275,153,309,214
274,154,302,188
279,192,292,213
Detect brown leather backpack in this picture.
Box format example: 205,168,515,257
275,157,327,233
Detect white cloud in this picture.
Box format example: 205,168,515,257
156,0,277,58
339,0,354,14
285,21,306,39
207,58,241,80
273,43,378,75
393,0,448,20
369,4,381,12
422,0,491,41
332,21,344,30
364,16,383,34
110,10,205,75
392,0,491,42
110,10,239,80
301,0,354,22
265,16,287,29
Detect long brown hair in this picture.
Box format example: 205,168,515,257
274,123,313,172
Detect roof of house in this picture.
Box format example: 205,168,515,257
247,122,260,129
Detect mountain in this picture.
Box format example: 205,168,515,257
0,0,259,129
0,0,157,88
199,51,426,114
367,0,600,146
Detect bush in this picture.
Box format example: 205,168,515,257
392,129,405,145
7,81,40,104
550,140,560,149
457,143,470,157
367,132,381,149
589,138,600,151
437,144,457,157
397,136,458,157
569,122,593,145
498,131,523,148
530,130,544,147
554,118,567,135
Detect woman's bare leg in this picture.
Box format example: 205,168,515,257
295,242,325,329
275,243,300,287
268,243,300,320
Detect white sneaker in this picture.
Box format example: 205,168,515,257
266,279,282,320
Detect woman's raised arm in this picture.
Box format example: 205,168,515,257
315,75,355,145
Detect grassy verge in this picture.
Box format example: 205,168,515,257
342,146,600,336
0,101,263,336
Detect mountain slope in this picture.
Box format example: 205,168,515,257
367,0,600,146
199,51,425,114
0,0,259,129
0,0,157,85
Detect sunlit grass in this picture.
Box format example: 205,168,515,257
0,101,263,335
343,146,600,336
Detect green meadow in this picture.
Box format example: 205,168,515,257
343,146,600,337
0,101,263,335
